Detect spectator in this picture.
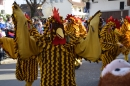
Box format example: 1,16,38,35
0,16,6,59
36,23,44,35
102,18,106,27
34,19,42,28
5,17,14,30
119,17,124,25
0,16,6,31
5,16,14,38
0,16,6,37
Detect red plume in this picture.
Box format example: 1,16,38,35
52,7,61,24
75,17,82,23
125,16,130,23
107,16,121,29
106,16,115,23
115,19,121,29
65,14,75,20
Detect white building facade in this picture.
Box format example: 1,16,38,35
42,0,72,19
0,0,26,14
0,0,14,14
70,0,86,18
14,0,26,5
1,0,130,19
88,0,130,17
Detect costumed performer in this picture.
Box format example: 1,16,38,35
64,15,87,69
99,16,127,70
0,3,38,86
116,16,130,62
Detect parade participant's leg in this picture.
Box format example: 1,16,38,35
122,50,129,62
25,81,33,86
124,54,129,62
16,58,38,86
0,48,1,65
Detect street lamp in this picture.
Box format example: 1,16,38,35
37,5,43,18
37,5,42,10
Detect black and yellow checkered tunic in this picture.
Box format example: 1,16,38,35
15,58,38,82
100,22,121,70
29,25,78,86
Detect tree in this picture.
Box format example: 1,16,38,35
26,0,46,18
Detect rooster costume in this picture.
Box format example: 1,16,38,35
116,16,130,62
12,3,79,86
0,3,38,86
99,16,127,70
64,15,87,69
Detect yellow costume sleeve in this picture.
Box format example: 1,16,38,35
0,37,17,59
16,28,40,59
12,3,42,59
75,11,102,62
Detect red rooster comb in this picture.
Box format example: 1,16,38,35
75,17,82,23
106,16,115,23
125,16,130,23
65,14,75,20
52,7,62,24
107,16,121,29
115,19,121,29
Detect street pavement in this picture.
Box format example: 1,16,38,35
0,54,129,86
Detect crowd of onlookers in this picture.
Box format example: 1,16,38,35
0,16,14,64
0,16,14,37
32,18,46,35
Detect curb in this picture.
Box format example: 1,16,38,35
0,58,17,64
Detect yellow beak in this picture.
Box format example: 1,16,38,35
56,28,64,39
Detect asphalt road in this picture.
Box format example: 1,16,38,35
0,54,128,86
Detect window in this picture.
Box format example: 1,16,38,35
108,0,116,1
60,0,63,3
50,0,62,3
72,0,81,2
55,0,58,3
50,0,54,3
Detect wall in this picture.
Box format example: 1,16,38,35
4,0,15,14
0,0,15,14
15,0,28,5
89,0,130,17
42,0,72,19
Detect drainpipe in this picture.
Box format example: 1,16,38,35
68,0,73,5
121,10,123,17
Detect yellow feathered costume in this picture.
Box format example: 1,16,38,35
117,16,130,61
64,15,87,69
99,16,127,70
10,3,79,86
0,2,38,86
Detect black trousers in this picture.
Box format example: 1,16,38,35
0,47,5,61
0,48,2,64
